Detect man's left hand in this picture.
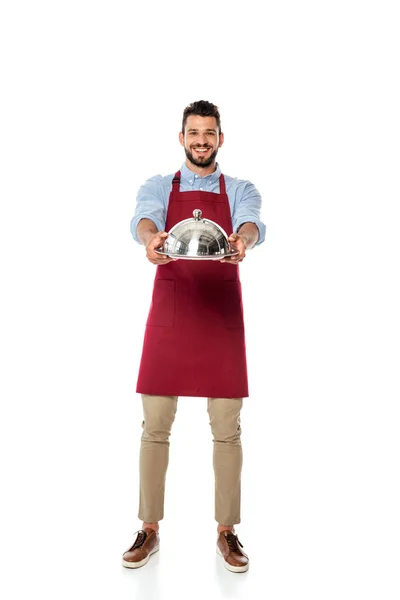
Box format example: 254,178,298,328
220,233,246,263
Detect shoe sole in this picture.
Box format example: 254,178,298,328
216,545,249,573
122,544,160,569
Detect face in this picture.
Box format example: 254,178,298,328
179,115,224,168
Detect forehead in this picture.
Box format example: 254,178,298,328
185,115,218,131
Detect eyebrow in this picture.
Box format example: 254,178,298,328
186,128,217,133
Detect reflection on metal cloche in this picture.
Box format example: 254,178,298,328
157,209,238,260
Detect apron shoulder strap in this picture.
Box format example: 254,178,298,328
172,171,181,191
219,174,226,194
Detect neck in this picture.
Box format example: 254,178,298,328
185,159,217,177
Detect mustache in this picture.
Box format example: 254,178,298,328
191,144,211,149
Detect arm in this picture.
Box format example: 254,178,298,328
220,223,259,264
236,222,259,250
137,218,161,247
220,180,265,263
130,175,169,243
131,175,174,265
231,181,266,247
137,218,174,265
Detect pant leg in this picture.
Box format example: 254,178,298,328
138,394,178,522
207,397,243,525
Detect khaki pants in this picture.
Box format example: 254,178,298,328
138,394,243,525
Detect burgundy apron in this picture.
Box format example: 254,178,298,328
136,170,248,398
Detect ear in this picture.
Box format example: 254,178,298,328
179,131,184,147
218,132,224,148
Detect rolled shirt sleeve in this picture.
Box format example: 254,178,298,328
130,175,169,244
230,181,266,246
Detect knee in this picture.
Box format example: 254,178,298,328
208,397,243,444
210,420,242,444
142,395,177,441
141,418,174,442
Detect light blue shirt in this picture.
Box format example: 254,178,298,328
130,163,266,245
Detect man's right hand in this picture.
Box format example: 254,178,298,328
145,231,175,265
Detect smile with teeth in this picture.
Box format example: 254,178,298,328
193,147,210,153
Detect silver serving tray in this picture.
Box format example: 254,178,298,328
154,249,239,261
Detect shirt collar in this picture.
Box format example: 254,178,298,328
180,162,221,186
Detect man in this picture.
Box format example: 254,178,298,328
122,100,266,573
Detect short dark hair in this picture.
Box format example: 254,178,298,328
182,100,221,134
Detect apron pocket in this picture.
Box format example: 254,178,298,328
146,279,175,327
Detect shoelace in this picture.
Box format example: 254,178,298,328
130,530,147,550
225,532,243,552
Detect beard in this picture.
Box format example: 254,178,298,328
184,145,218,168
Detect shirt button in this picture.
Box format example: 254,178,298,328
200,187,203,191
195,174,198,178
190,180,193,184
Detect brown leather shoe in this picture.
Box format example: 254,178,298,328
122,528,160,569
216,530,249,573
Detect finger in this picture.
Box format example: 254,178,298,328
228,234,241,244
220,254,245,263
147,246,170,261
147,257,173,265
146,250,170,261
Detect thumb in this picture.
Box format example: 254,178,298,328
151,231,168,247
154,230,168,240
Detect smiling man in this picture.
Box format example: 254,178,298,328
123,100,266,573
182,115,223,167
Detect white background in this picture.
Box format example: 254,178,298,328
1,1,399,598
